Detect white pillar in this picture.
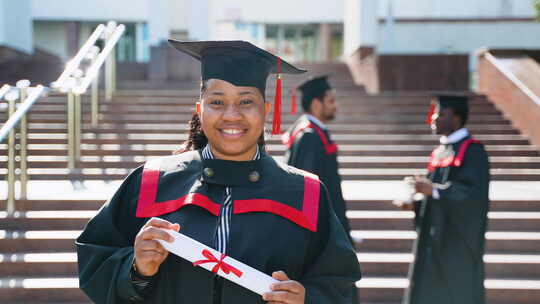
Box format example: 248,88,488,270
0,0,33,54
187,0,211,40
148,0,170,46
343,0,378,56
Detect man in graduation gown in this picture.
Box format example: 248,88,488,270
282,76,351,236
76,40,361,304
400,95,490,304
282,76,359,304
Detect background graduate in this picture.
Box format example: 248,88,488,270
282,76,351,238
76,40,361,304
398,95,490,304
282,76,359,304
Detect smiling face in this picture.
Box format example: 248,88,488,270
197,79,270,161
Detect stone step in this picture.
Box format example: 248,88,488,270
353,231,540,254
1,160,537,170
22,127,521,136
347,200,540,212
1,252,539,279
355,277,540,303
2,199,538,213
0,230,80,253
11,112,510,122
347,211,540,231
1,170,539,181
357,253,540,279
4,104,503,114
0,276,538,303
5,147,536,157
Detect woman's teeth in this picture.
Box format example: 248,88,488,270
222,129,242,135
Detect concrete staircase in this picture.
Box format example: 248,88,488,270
1,63,540,303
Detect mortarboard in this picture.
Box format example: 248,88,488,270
292,75,332,114
426,94,469,125
168,40,306,134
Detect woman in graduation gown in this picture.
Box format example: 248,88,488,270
76,40,361,304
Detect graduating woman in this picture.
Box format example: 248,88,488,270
76,40,361,304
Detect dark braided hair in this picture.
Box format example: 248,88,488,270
175,80,266,154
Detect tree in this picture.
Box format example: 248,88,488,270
536,0,540,21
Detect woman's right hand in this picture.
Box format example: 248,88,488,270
133,218,180,277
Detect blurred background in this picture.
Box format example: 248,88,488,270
1,1,540,303
2,0,540,90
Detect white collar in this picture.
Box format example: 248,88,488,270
305,114,328,130
440,128,469,145
202,144,260,160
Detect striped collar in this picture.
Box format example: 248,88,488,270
202,145,261,160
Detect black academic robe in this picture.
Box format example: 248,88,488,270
404,136,490,304
283,115,351,236
76,150,361,304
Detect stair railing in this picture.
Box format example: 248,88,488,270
0,20,125,213
51,21,125,171
0,82,48,214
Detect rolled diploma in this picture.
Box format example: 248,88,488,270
157,229,278,295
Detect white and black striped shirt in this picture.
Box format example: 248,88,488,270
201,145,261,253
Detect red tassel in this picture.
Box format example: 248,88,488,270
272,58,282,135
425,102,436,125
290,89,297,115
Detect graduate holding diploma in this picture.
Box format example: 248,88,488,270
76,40,361,304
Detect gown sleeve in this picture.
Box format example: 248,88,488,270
76,166,150,304
287,132,325,177
436,144,490,205
300,184,361,303
431,144,490,254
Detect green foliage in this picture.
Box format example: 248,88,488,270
536,0,540,21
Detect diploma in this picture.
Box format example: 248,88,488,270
157,229,278,295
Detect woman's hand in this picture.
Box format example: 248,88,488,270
262,271,305,304
133,218,180,277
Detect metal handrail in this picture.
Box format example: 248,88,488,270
50,20,125,171
51,24,106,90
0,84,11,100
1,20,125,213
0,85,47,142
74,24,125,95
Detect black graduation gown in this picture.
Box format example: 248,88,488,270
283,115,351,236
404,136,490,304
76,150,361,304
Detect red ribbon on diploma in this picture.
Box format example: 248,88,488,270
193,249,243,278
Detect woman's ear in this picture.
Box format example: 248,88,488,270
196,102,201,115
265,102,272,116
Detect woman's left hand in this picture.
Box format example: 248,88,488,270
262,271,305,304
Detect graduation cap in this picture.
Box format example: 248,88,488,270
168,40,306,134
426,94,469,125
292,75,332,114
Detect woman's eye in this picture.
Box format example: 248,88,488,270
240,99,253,106
210,100,224,106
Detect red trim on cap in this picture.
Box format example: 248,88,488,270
136,159,221,217
428,138,481,172
425,102,436,125
281,120,338,155
233,173,320,232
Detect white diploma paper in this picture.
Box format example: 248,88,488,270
157,229,278,295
